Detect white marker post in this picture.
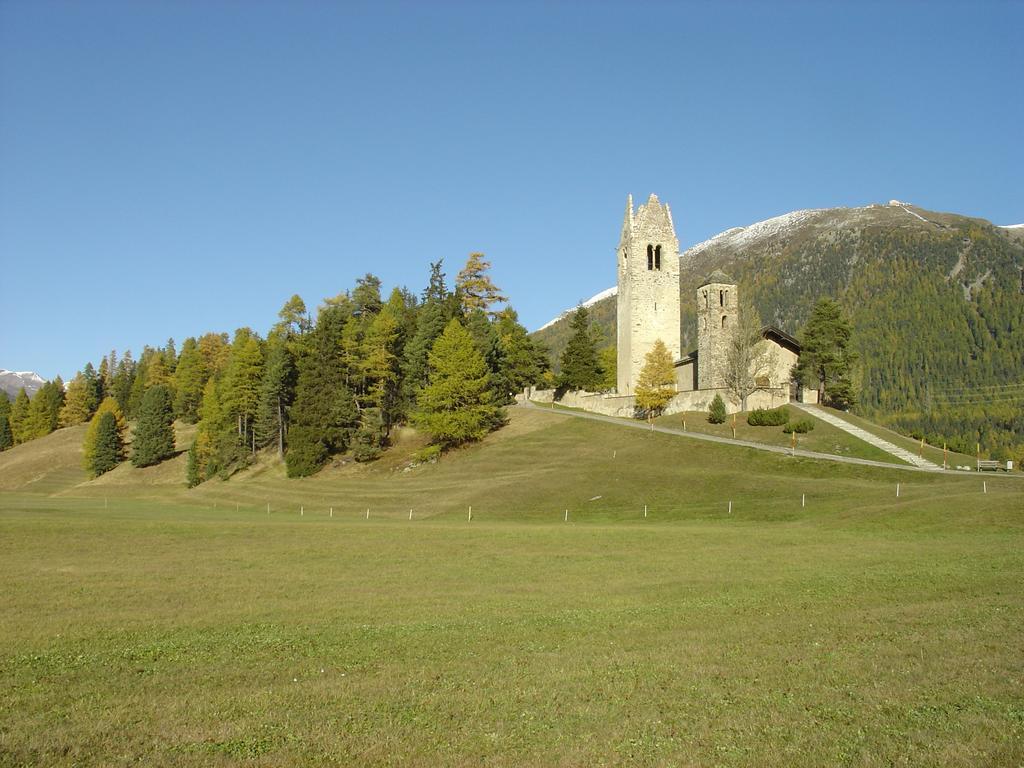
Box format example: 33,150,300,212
330,507,334,518
564,509,568,523
267,502,270,515
728,500,732,514
896,483,900,498
468,506,472,522
409,509,413,520
365,508,369,520
301,506,304,516
613,450,616,459
983,481,987,494
802,494,806,508
644,504,647,519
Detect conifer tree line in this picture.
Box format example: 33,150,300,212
1,254,551,481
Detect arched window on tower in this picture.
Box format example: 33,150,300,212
647,244,653,270
719,290,724,307
721,315,728,328
655,245,662,270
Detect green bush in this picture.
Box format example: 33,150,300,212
747,406,790,426
782,419,815,434
412,444,443,464
708,394,726,424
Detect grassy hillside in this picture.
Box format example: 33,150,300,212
532,203,1024,459
1,406,1022,766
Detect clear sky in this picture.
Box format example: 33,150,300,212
1,0,1021,380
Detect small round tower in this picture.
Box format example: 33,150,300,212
696,271,737,391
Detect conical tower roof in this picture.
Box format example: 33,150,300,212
699,269,734,287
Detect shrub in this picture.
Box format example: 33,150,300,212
782,419,815,434
708,394,726,424
412,445,442,464
747,406,790,426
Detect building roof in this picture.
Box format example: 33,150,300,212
698,269,734,287
761,325,801,353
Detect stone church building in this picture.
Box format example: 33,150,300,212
616,193,801,414
531,194,803,417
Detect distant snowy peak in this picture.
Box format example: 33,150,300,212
685,208,826,258
536,286,618,332
0,369,47,401
999,223,1024,229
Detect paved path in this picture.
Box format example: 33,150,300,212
518,400,966,475
792,403,941,470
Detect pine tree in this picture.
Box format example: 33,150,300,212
793,298,858,409
127,350,151,417
456,252,507,315
559,305,603,391
361,300,402,436
88,411,122,477
10,389,30,444
634,339,677,417
25,380,64,439
82,396,128,472
111,351,135,416
131,385,175,467
495,307,550,395
173,337,207,423
254,338,296,456
285,306,359,477
352,273,383,318
59,371,98,427
198,333,231,380
82,362,103,410
0,396,13,451
271,294,311,339
414,318,504,449
403,261,455,396
220,329,264,452
708,393,727,424
598,346,617,391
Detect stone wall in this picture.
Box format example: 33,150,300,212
526,385,791,419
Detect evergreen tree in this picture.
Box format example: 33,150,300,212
188,379,230,484
82,396,129,473
402,261,455,395
162,338,178,374
361,299,402,437
272,294,311,339
59,371,98,427
285,306,359,477
111,351,135,416
88,411,122,477
0,396,13,451
220,329,264,452
495,307,550,395
173,337,207,422
254,338,296,456
131,385,175,467
82,362,103,410
456,252,507,314
10,388,30,444
127,349,151,417
598,346,617,391
708,393,727,424
198,333,231,380
352,273,383,317
25,380,64,439
414,318,504,449
793,298,858,409
634,339,677,417
559,305,603,391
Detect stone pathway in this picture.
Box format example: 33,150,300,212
792,403,941,470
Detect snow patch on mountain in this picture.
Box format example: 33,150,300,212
536,286,618,332
0,369,47,400
685,208,825,258
999,223,1024,229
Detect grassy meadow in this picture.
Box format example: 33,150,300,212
1,407,1022,766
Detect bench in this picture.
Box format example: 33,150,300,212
977,460,1012,472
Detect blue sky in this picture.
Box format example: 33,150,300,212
1,0,1021,380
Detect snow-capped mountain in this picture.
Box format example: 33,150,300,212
0,370,47,401
536,286,618,332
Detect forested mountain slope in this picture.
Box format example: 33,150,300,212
532,202,1024,456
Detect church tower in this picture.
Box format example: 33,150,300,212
696,271,737,391
616,194,681,394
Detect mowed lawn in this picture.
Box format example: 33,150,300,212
1,410,1022,766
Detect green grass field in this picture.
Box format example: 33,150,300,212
1,408,1022,766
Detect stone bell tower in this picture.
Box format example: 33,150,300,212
696,270,737,390
616,194,681,394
